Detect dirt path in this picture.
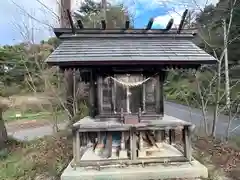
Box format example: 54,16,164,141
6,119,55,132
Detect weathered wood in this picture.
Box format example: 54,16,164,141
121,131,125,150
159,72,165,115
155,75,160,114
64,69,74,119
97,76,103,114
72,135,76,163
142,82,146,112
89,70,96,117
183,125,192,161
77,19,84,29
76,132,81,163
146,18,154,30
155,130,162,142
66,9,76,34
130,128,137,160
106,132,112,158
161,130,166,141
74,156,188,167
109,77,115,113
169,129,176,144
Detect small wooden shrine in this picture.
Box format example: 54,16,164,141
46,9,217,180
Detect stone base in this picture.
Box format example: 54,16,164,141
61,159,208,180
119,150,128,158
138,150,146,158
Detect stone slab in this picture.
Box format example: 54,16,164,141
61,159,208,180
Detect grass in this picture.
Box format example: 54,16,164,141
4,110,67,122
0,131,72,180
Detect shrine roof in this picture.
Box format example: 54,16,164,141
45,28,217,67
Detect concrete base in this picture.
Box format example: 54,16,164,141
62,143,208,180
119,150,128,158
61,159,208,180
138,150,146,158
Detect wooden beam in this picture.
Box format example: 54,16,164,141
159,72,165,115
97,76,103,114
101,20,106,30
130,128,137,160
169,129,176,145
165,18,174,31
66,9,76,34
77,19,84,29
89,70,96,117
74,156,188,167
182,125,192,161
105,132,112,158
76,132,81,163
177,9,188,34
146,18,154,30
125,20,130,29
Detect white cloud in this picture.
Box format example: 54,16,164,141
153,0,219,27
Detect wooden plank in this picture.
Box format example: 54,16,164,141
155,130,162,143
183,125,192,161
105,132,112,158
89,70,96,117
76,132,81,163
159,72,164,115
75,156,188,167
97,76,103,114
72,135,76,163
130,128,137,160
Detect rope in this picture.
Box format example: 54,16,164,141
107,73,158,87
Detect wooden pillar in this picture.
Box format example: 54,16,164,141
142,81,146,113
161,130,166,141
106,132,112,158
97,76,103,115
159,71,165,115
110,77,115,114
155,130,162,142
89,70,97,117
64,68,74,119
155,74,160,114
76,131,81,163
73,134,76,162
113,75,117,113
169,129,176,145
182,125,192,161
130,128,137,160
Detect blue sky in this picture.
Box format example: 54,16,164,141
0,0,218,45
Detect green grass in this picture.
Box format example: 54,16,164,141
3,110,67,122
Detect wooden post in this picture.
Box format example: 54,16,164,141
183,126,192,161
113,75,117,113
155,75,160,114
106,132,112,158
130,128,137,160
159,72,164,115
64,69,74,119
97,76,103,115
169,129,176,145
161,130,166,141
73,135,76,162
110,77,115,114
76,131,81,163
155,130,162,142
89,70,96,117
142,81,146,113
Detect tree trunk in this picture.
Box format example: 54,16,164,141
0,108,7,150
212,59,221,138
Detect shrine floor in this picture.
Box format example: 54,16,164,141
61,144,208,180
